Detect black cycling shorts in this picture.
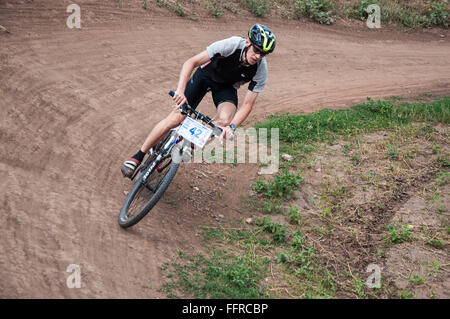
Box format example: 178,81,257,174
184,67,238,109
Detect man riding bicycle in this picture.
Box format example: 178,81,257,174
121,23,276,178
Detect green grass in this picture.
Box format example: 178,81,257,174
397,289,415,299
160,216,337,298
352,275,367,297
426,237,444,249
244,0,271,17
256,216,288,242
160,248,270,298
436,171,450,186
209,1,223,17
159,95,449,299
427,261,441,278
386,144,400,160
137,0,449,29
386,222,412,245
242,197,284,214
285,205,301,224
341,0,449,28
155,0,185,16
255,97,450,145
293,0,335,24
253,170,304,199
160,222,276,298
408,273,426,285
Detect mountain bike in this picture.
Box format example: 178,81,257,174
118,91,223,228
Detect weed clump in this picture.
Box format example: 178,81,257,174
238,0,271,17
346,0,449,28
253,170,304,199
256,216,288,242
293,0,335,24
386,222,412,244
161,248,270,298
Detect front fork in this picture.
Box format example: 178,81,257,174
140,129,190,185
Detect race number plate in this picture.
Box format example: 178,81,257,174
178,116,213,148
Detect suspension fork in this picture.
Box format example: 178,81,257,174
141,131,181,184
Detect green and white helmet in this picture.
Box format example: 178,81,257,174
248,23,276,54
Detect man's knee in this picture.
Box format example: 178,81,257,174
166,109,186,128
215,102,236,126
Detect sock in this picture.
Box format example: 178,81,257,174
132,150,146,163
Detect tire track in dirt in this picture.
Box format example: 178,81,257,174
0,1,449,297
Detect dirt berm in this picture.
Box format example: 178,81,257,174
0,0,449,298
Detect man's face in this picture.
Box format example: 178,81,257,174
245,40,266,65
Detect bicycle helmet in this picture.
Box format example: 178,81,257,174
248,23,276,54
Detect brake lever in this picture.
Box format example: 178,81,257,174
169,90,189,114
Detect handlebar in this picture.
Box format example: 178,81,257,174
169,90,223,136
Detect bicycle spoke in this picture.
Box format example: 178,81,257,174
126,182,152,219
124,156,173,219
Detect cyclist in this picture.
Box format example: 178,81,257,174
121,23,276,178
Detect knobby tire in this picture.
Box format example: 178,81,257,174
118,161,179,228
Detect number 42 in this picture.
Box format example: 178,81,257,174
189,127,202,138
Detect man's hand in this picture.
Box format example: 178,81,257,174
219,125,234,142
173,89,187,107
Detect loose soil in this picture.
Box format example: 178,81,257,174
0,0,449,298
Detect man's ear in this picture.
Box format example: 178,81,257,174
245,38,250,46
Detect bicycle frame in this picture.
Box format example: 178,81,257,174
140,91,222,185
118,91,225,228
141,130,182,184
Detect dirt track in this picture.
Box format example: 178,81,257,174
1,1,449,298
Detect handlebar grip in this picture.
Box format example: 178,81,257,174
169,90,187,107
169,90,189,114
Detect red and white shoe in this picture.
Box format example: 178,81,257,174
121,158,141,179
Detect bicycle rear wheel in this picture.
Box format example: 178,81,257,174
118,156,179,228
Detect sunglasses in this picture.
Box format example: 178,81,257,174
252,44,269,57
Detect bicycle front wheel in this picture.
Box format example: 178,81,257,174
118,158,180,228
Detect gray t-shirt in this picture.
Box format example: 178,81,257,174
204,36,268,93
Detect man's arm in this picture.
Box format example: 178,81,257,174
220,90,258,140
231,90,259,127
173,50,210,106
